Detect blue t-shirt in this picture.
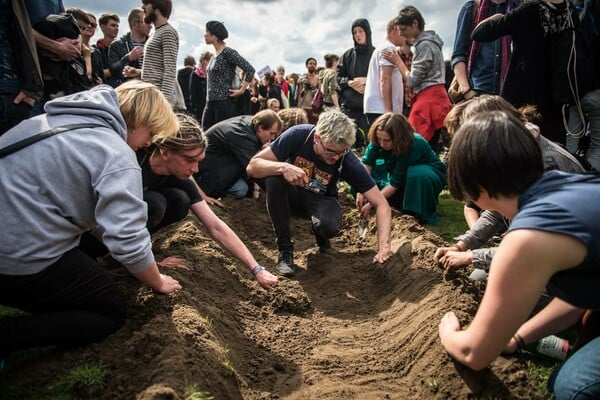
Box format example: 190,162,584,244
508,171,600,308
269,124,375,197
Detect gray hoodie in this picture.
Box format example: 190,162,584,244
407,30,446,93
0,85,154,275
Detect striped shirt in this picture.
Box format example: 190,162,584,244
141,23,179,104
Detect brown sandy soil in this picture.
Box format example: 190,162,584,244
3,195,549,399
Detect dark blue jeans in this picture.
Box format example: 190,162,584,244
265,176,342,251
0,248,126,355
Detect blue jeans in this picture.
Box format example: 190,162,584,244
549,335,600,400
227,177,249,199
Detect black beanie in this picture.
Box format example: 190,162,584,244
206,20,228,41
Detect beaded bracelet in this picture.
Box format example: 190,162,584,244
251,265,265,276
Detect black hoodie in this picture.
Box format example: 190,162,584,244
336,18,375,111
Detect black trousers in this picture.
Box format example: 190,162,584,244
0,248,126,355
144,188,191,234
201,99,236,130
265,176,342,251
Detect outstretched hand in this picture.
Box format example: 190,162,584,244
158,256,191,270
156,273,181,294
255,269,278,289
373,248,393,264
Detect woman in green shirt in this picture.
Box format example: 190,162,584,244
357,112,446,224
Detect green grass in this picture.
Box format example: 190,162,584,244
184,385,214,400
430,190,469,243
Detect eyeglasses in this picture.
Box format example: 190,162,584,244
317,138,350,157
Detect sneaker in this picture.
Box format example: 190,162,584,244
276,251,294,277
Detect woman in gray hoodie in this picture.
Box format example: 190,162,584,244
0,81,179,360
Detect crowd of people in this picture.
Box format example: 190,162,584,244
1,0,599,398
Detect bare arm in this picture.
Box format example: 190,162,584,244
380,65,394,113
133,262,181,293
504,298,585,353
452,61,474,98
439,229,587,370
362,185,392,264
33,29,80,61
246,146,309,186
189,200,277,289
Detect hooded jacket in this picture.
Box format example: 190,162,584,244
407,30,446,93
337,18,375,111
0,85,154,276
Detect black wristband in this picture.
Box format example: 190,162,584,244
513,333,526,351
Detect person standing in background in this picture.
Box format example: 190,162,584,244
337,18,375,150
140,0,178,106
202,20,255,129
109,8,150,85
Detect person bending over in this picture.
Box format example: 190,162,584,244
357,112,446,224
0,81,180,359
435,95,585,276
139,113,278,289
438,110,600,400
247,110,392,277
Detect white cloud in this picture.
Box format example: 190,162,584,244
68,0,462,75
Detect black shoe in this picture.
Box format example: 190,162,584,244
276,250,294,276
311,226,332,253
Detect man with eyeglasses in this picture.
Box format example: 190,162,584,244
108,8,150,85
247,110,392,276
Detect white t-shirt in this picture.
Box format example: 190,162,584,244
363,39,404,114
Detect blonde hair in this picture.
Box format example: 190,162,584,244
115,80,179,141
277,108,308,132
315,110,356,147
153,113,206,152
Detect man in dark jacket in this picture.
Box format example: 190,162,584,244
336,18,374,149
194,110,282,200
108,8,150,84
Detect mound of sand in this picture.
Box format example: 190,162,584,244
4,196,548,399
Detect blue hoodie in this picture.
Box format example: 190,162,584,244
0,85,154,275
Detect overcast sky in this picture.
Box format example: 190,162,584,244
68,0,462,75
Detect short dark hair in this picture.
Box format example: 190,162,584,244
142,0,172,19
98,12,119,26
262,71,275,85
398,6,425,31
183,55,196,67
368,112,414,155
305,57,317,66
324,53,339,68
447,111,544,202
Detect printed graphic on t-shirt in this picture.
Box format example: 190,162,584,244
294,156,332,195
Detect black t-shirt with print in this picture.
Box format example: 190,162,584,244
269,124,375,197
